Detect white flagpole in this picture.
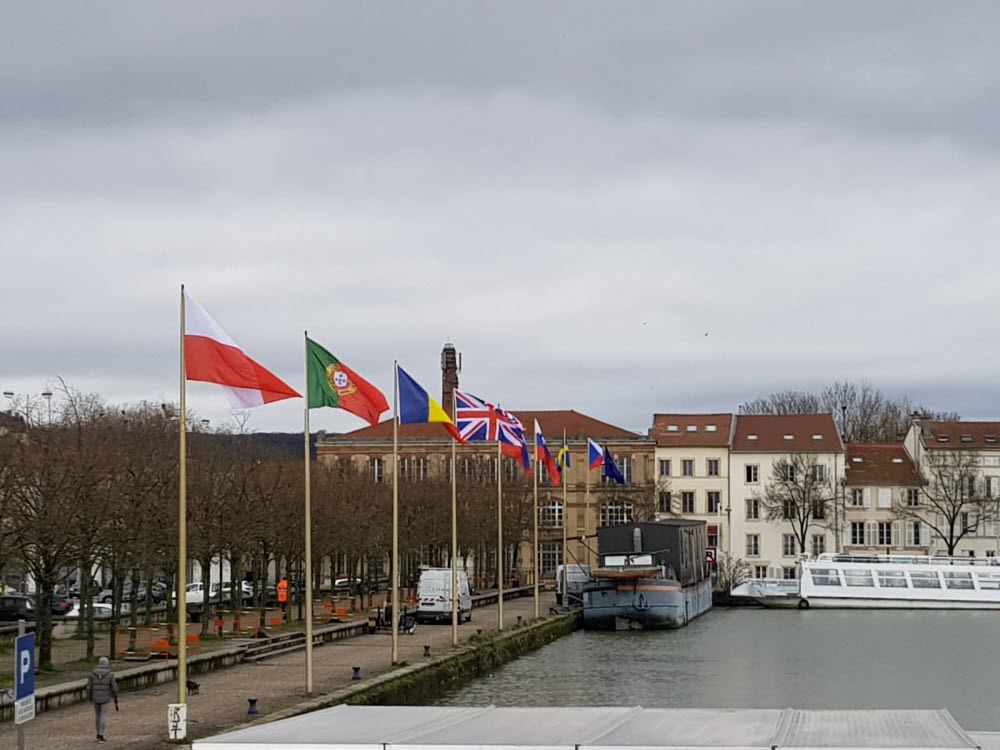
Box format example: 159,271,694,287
496,439,504,631
533,428,540,619
451,399,459,646
391,363,400,664
303,332,314,694
177,285,188,707
585,449,591,570
561,430,568,606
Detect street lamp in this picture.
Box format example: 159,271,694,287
41,390,52,425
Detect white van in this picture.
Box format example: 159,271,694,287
416,568,472,623
555,564,592,606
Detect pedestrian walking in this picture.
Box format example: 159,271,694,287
86,656,119,743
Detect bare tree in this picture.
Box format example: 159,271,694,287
754,454,836,555
892,449,999,556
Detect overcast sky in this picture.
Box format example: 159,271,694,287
3,2,1000,435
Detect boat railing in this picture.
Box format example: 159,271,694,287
814,552,1000,567
745,578,799,592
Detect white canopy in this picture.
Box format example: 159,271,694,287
193,706,981,750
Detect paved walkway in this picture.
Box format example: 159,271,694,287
1,594,556,749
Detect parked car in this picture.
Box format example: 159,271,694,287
0,594,35,622
67,602,113,620
98,580,167,605
210,581,253,603
51,594,74,617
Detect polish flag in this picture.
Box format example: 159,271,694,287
184,292,300,409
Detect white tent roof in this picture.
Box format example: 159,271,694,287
193,706,982,750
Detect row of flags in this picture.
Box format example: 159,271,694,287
184,291,626,484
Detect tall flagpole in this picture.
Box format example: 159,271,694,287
177,285,188,707
303,332,314,694
450,399,459,646
391,363,400,665
585,459,591,570
532,429,539,619
561,431,568,605
496,440,504,631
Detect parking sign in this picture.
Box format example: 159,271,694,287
14,632,35,725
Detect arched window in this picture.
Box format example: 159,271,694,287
600,501,633,528
539,500,563,528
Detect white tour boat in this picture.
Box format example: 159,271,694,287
730,553,1000,609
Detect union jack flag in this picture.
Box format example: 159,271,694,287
454,390,526,447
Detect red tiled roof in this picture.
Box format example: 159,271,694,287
731,414,842,453
324,409,644,445
920,421,1000,450
844,444,923,486
651,413,732,447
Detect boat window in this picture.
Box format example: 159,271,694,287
876,570,908,588
944,571,974,590
909,570,942,589
977,573,1000,590
809,568,841,586
843,569,874,587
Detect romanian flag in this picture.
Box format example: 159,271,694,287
587,438,603,470
397,365,463,442
534,420,560,487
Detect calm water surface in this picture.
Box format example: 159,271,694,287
436,608,1000,729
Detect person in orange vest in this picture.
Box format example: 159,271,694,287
277,578,289,620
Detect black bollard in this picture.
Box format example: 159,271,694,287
352,666,362,681
423,645,431,657
476,628,482,636
517,615,523,625
247,698,258,717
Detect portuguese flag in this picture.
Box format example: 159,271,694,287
306,338,389,426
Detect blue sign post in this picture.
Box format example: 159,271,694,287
14,632,35,726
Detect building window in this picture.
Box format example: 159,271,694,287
745,465,759,484
877,488,891,508
782,534,797,557
399,457,411,480
707,525,719,549
707,458,720,477
746,534,760,557
811,500,826,520
539,500,563,528
504,457,519,482
783,499,796,519
753,564,768,579
811,464,826,482
905,521,921,546
600,501,634,527
850,489,864,507
461,458,475,480
850,522,865,546
966,476,977,498
812,534,826,557
682,492,695,513
682,459,694,477
371,458,384,483
620,456,633,484
782,464,797,482
658,459,671,477
877,522,892,547
539,542,562,577
746,498,760,520
657,491,672,514
783,567,798,580
962,512,972,533
490,458,499,481
539,463,551,486
415,458,428,481
707,491,721,513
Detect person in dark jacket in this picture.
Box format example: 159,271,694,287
86,656,119,742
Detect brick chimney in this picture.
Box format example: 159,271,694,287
441,342,460,418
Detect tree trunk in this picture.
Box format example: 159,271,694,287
35,571,56,670
108,574,124,662
200,556,213,638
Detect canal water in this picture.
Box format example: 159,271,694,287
436,608,1000,729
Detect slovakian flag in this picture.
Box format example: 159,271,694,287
397,365,464,442
306,338,388,426
587,438,604,470
603,447,626,485
534,420,561,487
184,291,300,409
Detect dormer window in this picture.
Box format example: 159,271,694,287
812,434,823,440
987,436,998,443
783,434,794,441
937,436,950,443
706,425,717,432
686,425,698,432
892,458,903,464
851,457,863,463
667,425,679,432
961,435,973,443
747,434,758,441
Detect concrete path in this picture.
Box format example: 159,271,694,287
1,593,555,749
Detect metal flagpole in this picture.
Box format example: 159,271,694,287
585,459,591,569
177,285,188,708
532,428,539,619
561,431,568,605
496,440,504,631
303,332,314,694
391,363,400,664
451,400,459,646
